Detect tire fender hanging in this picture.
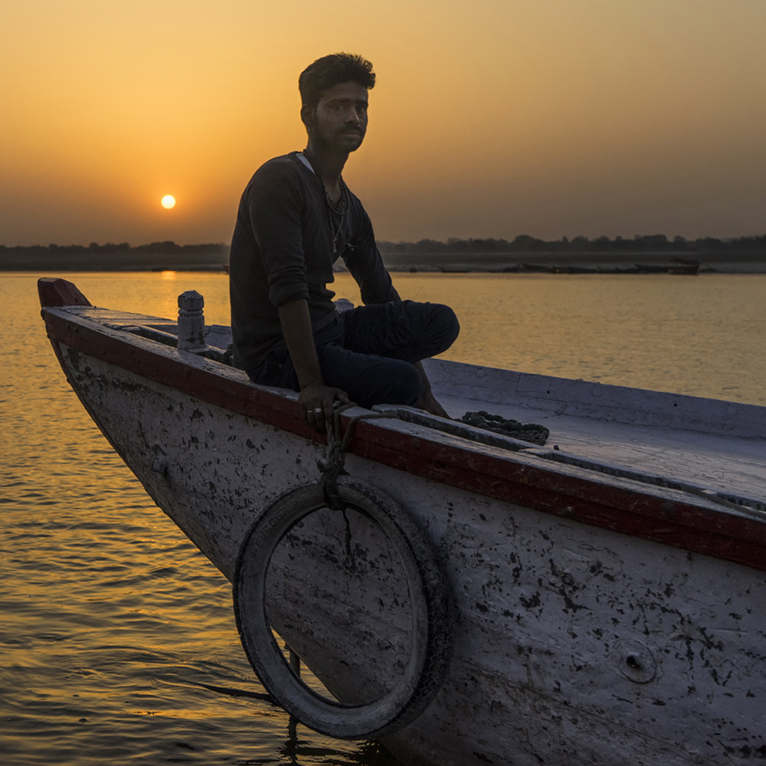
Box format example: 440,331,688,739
233,477,454,740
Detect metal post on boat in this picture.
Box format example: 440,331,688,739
177,290,207,352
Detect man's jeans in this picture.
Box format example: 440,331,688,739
247,301,459,409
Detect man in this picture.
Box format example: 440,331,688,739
229,53,459,432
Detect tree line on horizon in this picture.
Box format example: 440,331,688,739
0,241,229,256
378,233,766,255
1,233,765,257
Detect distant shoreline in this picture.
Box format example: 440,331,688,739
379,250,766,275
4,234,764,274
4,250,766,274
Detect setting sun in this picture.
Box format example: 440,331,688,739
2,2,766,247
161,195,176,210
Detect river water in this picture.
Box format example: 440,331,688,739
1,271,764,765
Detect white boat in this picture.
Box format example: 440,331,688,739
39,277,766,766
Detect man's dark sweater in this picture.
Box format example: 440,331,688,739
229,152,398,372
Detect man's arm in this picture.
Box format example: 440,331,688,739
343,209,399,305
278,299,349,432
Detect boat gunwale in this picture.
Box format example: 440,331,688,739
40,299,766,573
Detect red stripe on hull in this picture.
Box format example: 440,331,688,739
42,308,766,572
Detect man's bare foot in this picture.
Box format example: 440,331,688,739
418,391,450,419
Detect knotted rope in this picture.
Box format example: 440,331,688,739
316,403,396,510
459,410,549,446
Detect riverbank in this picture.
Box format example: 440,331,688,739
379,250,766,274
2,249,765,273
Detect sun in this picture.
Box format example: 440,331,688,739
161,195,176,209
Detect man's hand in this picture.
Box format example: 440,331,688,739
300,382,350,433
277,300,350,432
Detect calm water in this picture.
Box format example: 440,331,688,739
1,271,765,765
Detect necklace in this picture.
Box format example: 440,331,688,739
298,151,347,254
326,179,348,255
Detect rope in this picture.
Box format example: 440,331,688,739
459,410,550,446
316,403,398,510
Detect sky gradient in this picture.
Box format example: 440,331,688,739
2,0,765,246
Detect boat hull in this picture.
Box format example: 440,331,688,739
49,334,766,765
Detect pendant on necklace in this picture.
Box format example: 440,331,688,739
328,186,345,255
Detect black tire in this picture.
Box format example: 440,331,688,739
233,477,454,740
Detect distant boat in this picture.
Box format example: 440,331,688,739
668,257,700,275
39,277,766,766
635,259,701,275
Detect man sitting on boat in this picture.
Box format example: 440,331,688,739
229,53,459,431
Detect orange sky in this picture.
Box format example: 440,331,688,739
2,0,765,246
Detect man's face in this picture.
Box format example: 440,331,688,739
305,81,369,153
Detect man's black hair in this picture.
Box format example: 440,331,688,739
298,53,375,109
